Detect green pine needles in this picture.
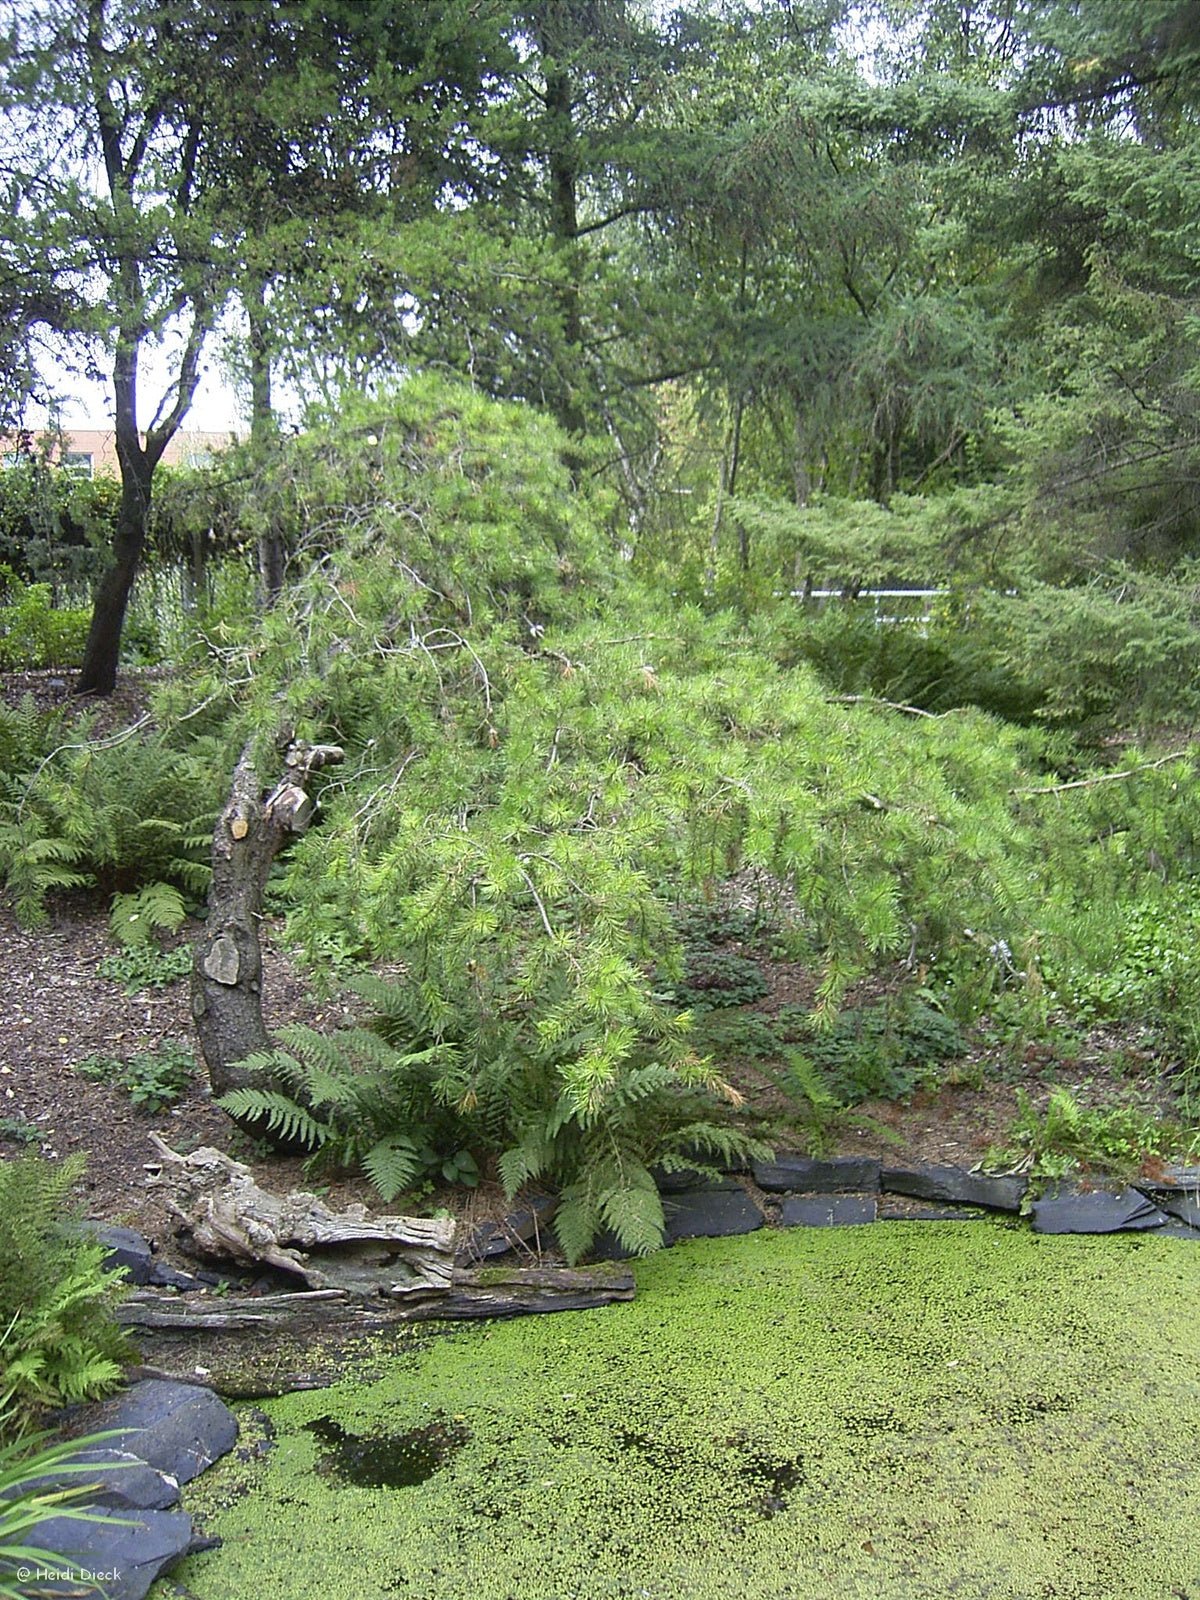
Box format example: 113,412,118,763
177,380,1200,1252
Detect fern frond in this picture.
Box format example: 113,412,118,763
361,1135,422,1201
109,882,187,949
274,1024,352,1076
216,1089,329,1149
49,1355,124,1402
498,1130,555,1197
598,1169,664,1257
552,1186,599,1266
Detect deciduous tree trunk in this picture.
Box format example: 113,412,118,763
75,450,153,696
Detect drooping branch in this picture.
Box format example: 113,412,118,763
1011,750,1192,799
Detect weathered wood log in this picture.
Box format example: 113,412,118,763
192,736,343,1104
117,1264,637,1335
145,1136,455,1292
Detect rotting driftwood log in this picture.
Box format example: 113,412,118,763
140,1139,636,1352
192,736,343,1105
117,1265,637,1336
145,1136,456,1293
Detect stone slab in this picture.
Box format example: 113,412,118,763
878,1202,994,1222
25,1446,180,1511
882,1163,1027,1212
652,1168,740,1195
1140,1166,1200,1192
457,1194,558,1262
83,1223,155,1286
754,1156,881,1194
1030,1187,1167,1235
24,1506,196,1600
663,1187,764,1243
1159,1193,1200,1230
88,1380,237,1486
778,1194,877,1227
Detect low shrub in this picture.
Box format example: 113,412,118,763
0,568,89,669
792,996,965,1104
989,1086,1188,1184
75,1040,195,1113
0,1155,130,1424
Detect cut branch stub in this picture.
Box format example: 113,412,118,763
192,738,344,1113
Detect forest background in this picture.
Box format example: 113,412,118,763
2,0,1200,1279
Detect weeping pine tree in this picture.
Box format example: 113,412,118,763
188,377,1052,1259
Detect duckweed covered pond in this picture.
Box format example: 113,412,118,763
172,1223,1200,1600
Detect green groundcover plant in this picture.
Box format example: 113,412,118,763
174,1226,1200,1600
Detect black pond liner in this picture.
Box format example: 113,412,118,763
305,1412,471,1489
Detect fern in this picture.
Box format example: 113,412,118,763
0,720,228,926
598,1165,665,1257
216,1088,330,1150
218,1024,468,1200
361,1135,423,1202
109,881,188,949
0,1155,130,1423
0,824,89,927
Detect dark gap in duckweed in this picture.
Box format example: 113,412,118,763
736,1447,806,1518
305,1412,471,1488
606,1426,807,1519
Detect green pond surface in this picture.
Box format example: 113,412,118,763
172,1223,1200,1600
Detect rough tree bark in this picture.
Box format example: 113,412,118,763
192,737,343,1108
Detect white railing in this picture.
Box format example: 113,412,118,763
787,588,950,627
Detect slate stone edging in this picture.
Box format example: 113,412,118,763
1028,1186,1168,1235
25,1379,239,1600
645,1155,1200,1245
880,1162,1027,1213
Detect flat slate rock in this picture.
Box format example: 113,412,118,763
882,1163,1026,1212
88,1380,238,1486
878,1201,993,1222
652,1167,741,1194
663,1186,764,1242
1030,1187,1167,1235
25,1446,180,1511
779,1194,877,1227
1159,1193,1200,1230
754,1156,881,1194
1156,1219,1200,1239
1140,1165,1200,1192
457,1194,558,1262
25,1506,196,1600
83,1223,156,1286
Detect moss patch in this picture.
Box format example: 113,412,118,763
171,1224,1200,1600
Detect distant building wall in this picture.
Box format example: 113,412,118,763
1,425,241,479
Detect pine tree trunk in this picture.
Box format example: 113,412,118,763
193,739,342,1108
247,277,285,605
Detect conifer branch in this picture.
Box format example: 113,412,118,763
1012,751,1193,798
825,695,940,719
